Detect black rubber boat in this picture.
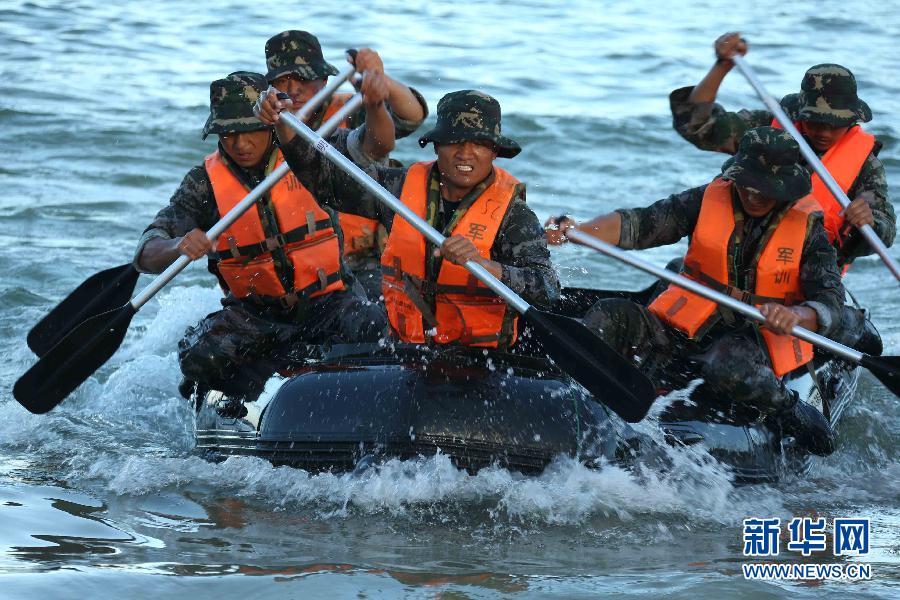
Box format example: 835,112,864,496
194,287,868,483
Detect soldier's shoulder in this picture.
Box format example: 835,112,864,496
172,164,214,204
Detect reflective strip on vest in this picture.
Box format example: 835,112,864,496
205,150,344,301
648,178,816,376
380,161,519,348
771,119,875,246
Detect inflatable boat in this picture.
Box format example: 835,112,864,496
194,287,865,483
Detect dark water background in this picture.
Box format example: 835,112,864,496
1,1,898,597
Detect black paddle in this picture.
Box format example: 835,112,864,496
276,112,657,423
566,229,900,398
15,303,136,414
27,263,139,357
13,71,362,415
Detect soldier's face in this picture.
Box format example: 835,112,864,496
736,186,778,217
434,140,497,200
219,130,273,169
271,74,327,109
800,121,851,152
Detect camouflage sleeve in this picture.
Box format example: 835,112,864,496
616,184,708,250
670,86,774,155
494,187,561,309
838,152,895,264
390,86,429,139
132,165,218,272
799,213,844,336
346,86,429,139
279,127,406,229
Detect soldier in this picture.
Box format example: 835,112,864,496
547,128,844,455
265,30,429,299
133,72,390,399
257,89,560,349
670,32,894,348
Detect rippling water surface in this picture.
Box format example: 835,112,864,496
2,1,899,597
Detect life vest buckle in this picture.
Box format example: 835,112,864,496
226,236,242,260
265,233,287,252
727,286,752,304
278,292,299,310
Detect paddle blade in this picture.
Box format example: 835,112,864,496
28,263,139,357
14,304,136,414
523,307,657,423
860,354,900,397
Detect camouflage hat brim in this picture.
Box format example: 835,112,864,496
202,115,270,140
265,60,339,83
781,92,872,127
721,155,811,203
418,125,521,159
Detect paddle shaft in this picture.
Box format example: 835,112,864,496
131,73,361,311
281,112,531,315
566,229,865,364
731,55,900,283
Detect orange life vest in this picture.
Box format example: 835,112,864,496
381,162,520,348
205,149,344,304
648,178,818,376
770,119,875,245
321,92,353,128
324,92,385,259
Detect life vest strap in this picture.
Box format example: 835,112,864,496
211,218,334,261
682,263,784,306
381,266,498,298
243,270,342,310
384,261,439,329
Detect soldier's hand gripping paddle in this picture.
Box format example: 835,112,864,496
14,69,363,415
567,229,900,398
278,112,657,423
732,54,900,284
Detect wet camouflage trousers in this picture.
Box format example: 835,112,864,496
178,284,387,396
346,259,383,303
583,298,795,416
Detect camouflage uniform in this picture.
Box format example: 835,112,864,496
264,30,429,298
135,72,385,397
264,30,429,140
670,64,895,267
585,128,844,416
280,90,561,335
671,64,893,348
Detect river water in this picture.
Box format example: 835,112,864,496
1,1,898,597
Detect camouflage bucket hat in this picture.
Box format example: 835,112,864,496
721,127,812,203
264,30,339,82
418,90,521,159
780,64,872,127
202,71,269,140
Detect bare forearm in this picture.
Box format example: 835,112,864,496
687,62,731,104
474,257,503,280
137,237,183,273
386,77,426,122
575,212,622,246
362,102,396,159
274,117,297,146
793,306,819,332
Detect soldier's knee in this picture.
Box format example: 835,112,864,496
664,257,684,273
178,327,230,381
583,298,641,333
